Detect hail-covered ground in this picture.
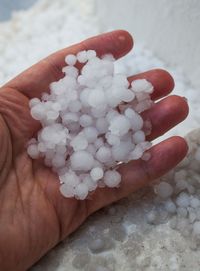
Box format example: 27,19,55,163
1,0,200,270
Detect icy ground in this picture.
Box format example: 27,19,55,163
0,0,200,270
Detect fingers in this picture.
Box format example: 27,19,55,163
4,30,133,99
48,29,133,71
143,95,189,141
87,136,188,214
128,69,175,101
117,136,188,196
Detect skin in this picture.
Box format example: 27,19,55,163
0,30,189,271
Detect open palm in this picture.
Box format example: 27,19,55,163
0,30,188,271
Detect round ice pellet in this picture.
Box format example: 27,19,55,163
129,145,143,160
88,238,105,253
175,179,187,191
132,130,145,144
122,89,135,102
87,144,96,155
65,54,77,66
176,192,190,207
29,98,40,108
155,182,173,199
96,146,111,163
52,154,66,168
106,133,120,146
47,110,59,120
88,89,106,107
79,114,93,127
86,50,96,59
38,142,46,152
96,118,109,133
83,175,97,191
62,112,79,125
83,127,98,143
94,138,104,149
52,102,61,112
131,79,153,93
27,144,39,159
79,88,90,106
125,108,143,131
75,183,88,200
62,66,78,78
141,152,151,161
164,200,176,214
112,141,133,161
68,100,82,113
109,115,131,136
70,134,88,151
90,167,104,181
60,183,74,198
77,50,88,63
146,210,157,224
72,253,90,269
70,151,94,171
190,197,200,208
104,170,121,187
59,171,80,187
30,104,45,120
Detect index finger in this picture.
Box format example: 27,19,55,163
4,30,134,99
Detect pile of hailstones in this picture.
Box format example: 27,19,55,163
149,129,200,244
27,50,153,200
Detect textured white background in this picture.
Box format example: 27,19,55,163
95,0,200,89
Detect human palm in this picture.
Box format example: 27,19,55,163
0,30,188,271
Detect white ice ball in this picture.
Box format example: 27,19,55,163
164,200,176,214
70,134,88,151
109,115,131,136
176,192,190,207
88,89,106,107
75,183,88,200
77,50,88,63
90,167,104,181
155,182,173,199
104,170,121,187
30,104,45,120
60,183,75,198
131,79,153,94
132,130,145,144
65,54,77,66
79,114,93,127
27,144,39,159
83,127,98,143
70,151,94,171
96,146,112,163
124,108,143,131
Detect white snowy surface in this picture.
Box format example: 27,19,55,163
0,0,99,85
0,0,200,270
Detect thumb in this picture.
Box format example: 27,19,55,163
0,114,12,185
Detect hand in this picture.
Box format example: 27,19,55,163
0,30,188,271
